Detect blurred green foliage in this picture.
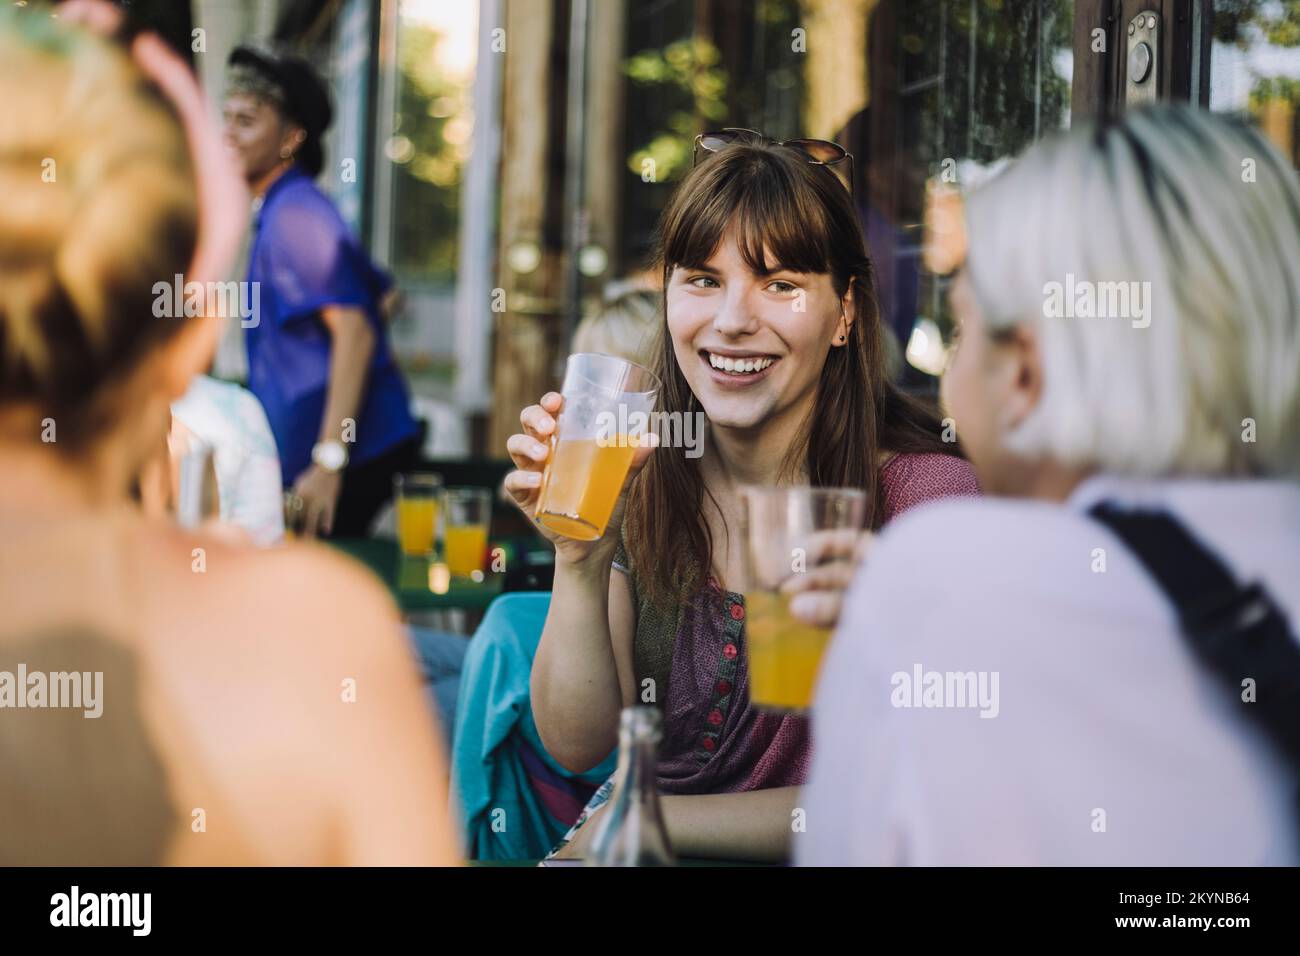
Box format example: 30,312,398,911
1215,1,1300,108
624,37,728,183
1251,74,1300,106
1215,0,1300,47
390,22,468,281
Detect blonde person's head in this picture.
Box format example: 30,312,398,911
571,288,660,368
958,104,1300,482
0,10,199,452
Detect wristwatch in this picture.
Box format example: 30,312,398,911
311,439,349,473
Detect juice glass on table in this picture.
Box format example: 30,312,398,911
394,472,443,556
443,487,492,578
739,486,866,711
535,353,661,541
283,491,306,540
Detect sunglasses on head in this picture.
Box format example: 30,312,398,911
692,128,855,202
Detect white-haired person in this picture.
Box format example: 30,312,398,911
798,104,1300,866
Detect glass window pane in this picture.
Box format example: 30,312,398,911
388,0,479,281
617,0,1076,389
1211,0,1300,171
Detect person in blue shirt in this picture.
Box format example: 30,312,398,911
222,47,421,537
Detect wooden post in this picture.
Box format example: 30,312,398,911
804,0,875,141
583,0,628,283
1073,0,1212,122
489,0,564,455
1072,0,1116,122
489,0,628,452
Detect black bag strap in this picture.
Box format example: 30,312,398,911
1089,501,1300,770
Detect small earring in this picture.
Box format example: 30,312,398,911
837,333,846,343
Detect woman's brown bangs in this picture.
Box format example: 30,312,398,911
663,149,835,278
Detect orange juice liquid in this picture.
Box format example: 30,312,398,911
396,497,438,555
744,591,832,710
445,524,489,576
536,436,637,541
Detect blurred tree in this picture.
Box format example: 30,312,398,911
389,22,468,281
618,0,806,273
1214,0,1300,158
624,36,728,183
1215,0,1300,48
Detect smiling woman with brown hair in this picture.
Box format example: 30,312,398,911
505,134,979,861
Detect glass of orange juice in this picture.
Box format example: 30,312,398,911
444,487,491,578
535,353,660,541
282,491,306,540
393,472,443,556
740,486,866,712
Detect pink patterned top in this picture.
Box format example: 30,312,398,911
650,452,981,795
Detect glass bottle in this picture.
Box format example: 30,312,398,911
588,706,676,866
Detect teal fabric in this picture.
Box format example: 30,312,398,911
451,592,618,860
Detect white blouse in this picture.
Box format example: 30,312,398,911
796,474,1300,866
172,375,285,547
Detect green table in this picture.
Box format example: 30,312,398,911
329,536,509,612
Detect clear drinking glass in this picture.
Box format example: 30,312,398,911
173,439,218,530
535,353,661,541
443,487,492,578
739,486,867,712
393,472,443,556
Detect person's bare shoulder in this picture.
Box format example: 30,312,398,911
135,529,452,864
233,540,400,639
147,531,420,724
213,540,456,865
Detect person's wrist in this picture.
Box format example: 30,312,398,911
553,545,615,581
297,462,340,488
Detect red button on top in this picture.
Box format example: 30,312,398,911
723,643,738,660
701,736,716,752
729,603,745,621
708,709,723,725
715,679,732,696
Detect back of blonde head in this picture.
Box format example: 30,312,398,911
0,10,197,448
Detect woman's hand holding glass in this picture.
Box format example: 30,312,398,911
780,528,874,629
504,392,657,566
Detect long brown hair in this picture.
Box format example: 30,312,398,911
625,141,959,607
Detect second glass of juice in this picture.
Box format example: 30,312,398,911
444,487,492,578
739,486,866,711
282,491,306,540
394,472,443,556
535,353,660,541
